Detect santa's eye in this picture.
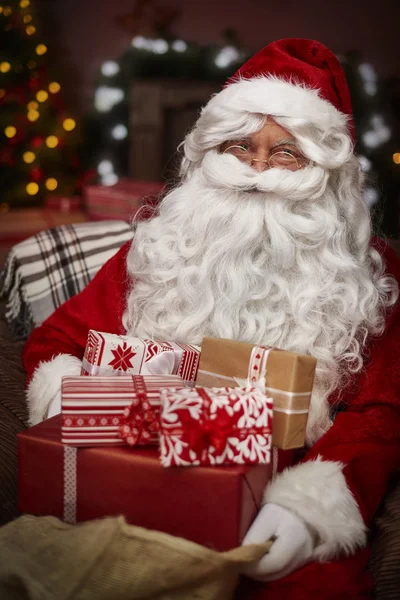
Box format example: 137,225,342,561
222,142,251,155
235,143,250,152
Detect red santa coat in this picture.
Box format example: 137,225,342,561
22,237,400,599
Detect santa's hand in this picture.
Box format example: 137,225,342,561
241,503,314,581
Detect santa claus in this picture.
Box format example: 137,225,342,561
23,39,400,598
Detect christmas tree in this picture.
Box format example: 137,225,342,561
0,0,84,209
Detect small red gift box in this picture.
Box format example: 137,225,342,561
84,179,164,222
45,195,82,212
18,415,276,551
160,386,273,467
81,330,200,384
61,375,185,447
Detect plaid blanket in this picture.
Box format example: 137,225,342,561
0,220,133,340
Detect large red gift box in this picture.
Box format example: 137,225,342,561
17,416,280,551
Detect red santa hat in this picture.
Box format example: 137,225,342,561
213,38,354,142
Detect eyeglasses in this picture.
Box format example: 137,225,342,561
222,143,308,171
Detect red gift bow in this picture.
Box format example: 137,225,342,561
119,379,159,446
179,391,240,456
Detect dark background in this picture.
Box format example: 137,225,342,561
37,0,400,114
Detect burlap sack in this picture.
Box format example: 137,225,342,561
0,514,271,600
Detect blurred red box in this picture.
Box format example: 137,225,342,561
45,195,82,212
84,179,165,222
18,416,274,551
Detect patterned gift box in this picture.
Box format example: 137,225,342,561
81,329,200,385
159,386,273,467
61,374,185,447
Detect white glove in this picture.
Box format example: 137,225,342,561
241,503,314,581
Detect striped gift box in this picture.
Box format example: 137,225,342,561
61,375,185,447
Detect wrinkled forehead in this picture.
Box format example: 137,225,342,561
222,118,298,144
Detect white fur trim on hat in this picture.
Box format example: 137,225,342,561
263,456,367,561
207,76,349,132
26,354,82,426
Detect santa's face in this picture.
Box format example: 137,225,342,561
219,119,308,174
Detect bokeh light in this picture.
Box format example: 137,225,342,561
0,62,11,73
45,177,58,191
27,110,40,122
35,44,47,56
23,151,36,163
45,135,59,148
63,118,76,131
26,182,39,195
5,126,16,138
36,90,49,103
48,82,61,94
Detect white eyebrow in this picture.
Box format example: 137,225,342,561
270,138,298,151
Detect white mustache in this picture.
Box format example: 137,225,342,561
200,150,329,201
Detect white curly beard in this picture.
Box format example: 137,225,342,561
123,151,396,444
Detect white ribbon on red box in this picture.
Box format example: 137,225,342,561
81,330,200,384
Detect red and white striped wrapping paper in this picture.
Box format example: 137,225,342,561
61,375,185,447
81,329,200,384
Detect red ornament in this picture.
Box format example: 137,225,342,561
76,168,97,190
28,79,40,90
31,136,43,148
30,167,43,181
0,148,13,164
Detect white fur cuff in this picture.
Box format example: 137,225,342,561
263,457,367,561
26,354,82,426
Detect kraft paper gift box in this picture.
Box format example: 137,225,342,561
61,374,185,447
81,329,200,385
195,338,317,450
17,415,279,552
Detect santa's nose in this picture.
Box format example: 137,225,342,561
250,158,269,172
